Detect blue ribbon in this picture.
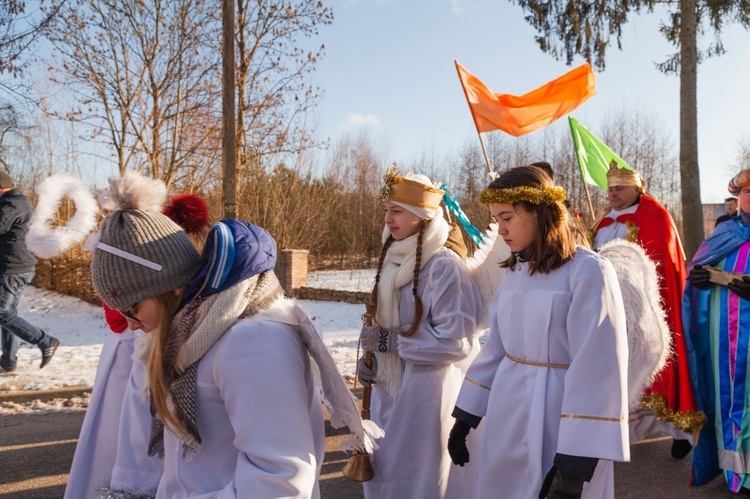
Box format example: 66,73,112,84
440,183,484,245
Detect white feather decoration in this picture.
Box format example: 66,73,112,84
598,239,673,410
465,223,511,330
25,174,99,259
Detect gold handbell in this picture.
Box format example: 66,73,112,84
342,449,375,482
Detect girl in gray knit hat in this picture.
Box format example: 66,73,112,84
90,172,377,499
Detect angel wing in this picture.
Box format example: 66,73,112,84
465,223,511,330
598,239,672,410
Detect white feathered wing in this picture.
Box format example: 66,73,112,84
598,239,672,410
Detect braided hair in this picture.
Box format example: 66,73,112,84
370,221,426,338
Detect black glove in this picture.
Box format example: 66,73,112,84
689,265,712,290
447,419,471,466
729,275,750,301
538,465,584,499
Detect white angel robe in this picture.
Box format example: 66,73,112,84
364,248,483,499
455,247,630,499
155,317,325,499
109,330,163,492
64,329,136,499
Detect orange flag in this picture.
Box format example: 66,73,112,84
455,61,596,137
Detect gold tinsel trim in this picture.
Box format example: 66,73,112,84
479,186,566,206
640,393,706,442
590,220,640,247
625,221,640,244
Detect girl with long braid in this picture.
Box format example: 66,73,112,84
357,166,483,498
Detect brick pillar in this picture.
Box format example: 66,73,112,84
277,249,309,294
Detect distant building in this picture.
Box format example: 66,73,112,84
703,203,727,238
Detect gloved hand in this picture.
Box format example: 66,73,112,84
447,419,471,466
729,275,750,301
359,325,399,353
357,354,378,387
538,465,585,499
689,265,713,290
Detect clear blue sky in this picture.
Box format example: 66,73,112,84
310,0,750,203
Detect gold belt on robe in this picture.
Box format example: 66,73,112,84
505,353,569,369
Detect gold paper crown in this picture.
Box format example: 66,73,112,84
379,164,445,210
607,162,643,188
479,185,566,206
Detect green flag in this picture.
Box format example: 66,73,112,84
568,116,632,190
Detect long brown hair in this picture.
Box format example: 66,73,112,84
371,220,427,337
491,165,577,275
146,290,186,436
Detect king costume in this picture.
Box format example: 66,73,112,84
593,166,703,443
684,169,750,492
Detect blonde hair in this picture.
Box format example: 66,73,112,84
146,290,186,436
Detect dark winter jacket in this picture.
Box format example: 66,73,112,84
0,188,36,274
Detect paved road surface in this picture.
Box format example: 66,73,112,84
0,410,737,498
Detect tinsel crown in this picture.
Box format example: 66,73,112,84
479,185,566,206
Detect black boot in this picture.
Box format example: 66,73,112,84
671,439,692,459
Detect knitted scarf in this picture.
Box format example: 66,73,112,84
375,213,450,398
147,270,284,458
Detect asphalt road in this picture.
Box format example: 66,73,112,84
0,410,738,498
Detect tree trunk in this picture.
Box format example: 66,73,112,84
679,0,703,260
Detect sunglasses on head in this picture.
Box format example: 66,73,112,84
119,302,140,322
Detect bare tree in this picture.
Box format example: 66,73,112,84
47,0,220,185
0,0,64,78
234,0,332,171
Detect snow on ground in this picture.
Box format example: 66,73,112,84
305,268,375,293
1,270,371,396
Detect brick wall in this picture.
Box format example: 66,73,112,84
276,249,309,293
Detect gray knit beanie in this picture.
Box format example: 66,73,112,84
90,172,202,310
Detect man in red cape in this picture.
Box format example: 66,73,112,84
592,164,704,459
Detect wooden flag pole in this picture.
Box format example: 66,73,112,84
455,60,494,175
581,179,597,227
477,132,493,176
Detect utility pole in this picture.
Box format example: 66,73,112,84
222,0,237,219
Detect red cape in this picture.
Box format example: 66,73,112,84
597,196,698,415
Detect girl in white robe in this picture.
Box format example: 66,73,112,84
64,314,136,499
448,165,630,499
88,172,364,498
357,167,483,498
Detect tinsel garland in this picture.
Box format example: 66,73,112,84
640,392,707,442
479,185,566,206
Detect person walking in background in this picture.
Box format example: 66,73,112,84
357,166,483,498
715,196,738,227
0,171,60,373
684,169,750,495
448,165,630,499
591,164,703,458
